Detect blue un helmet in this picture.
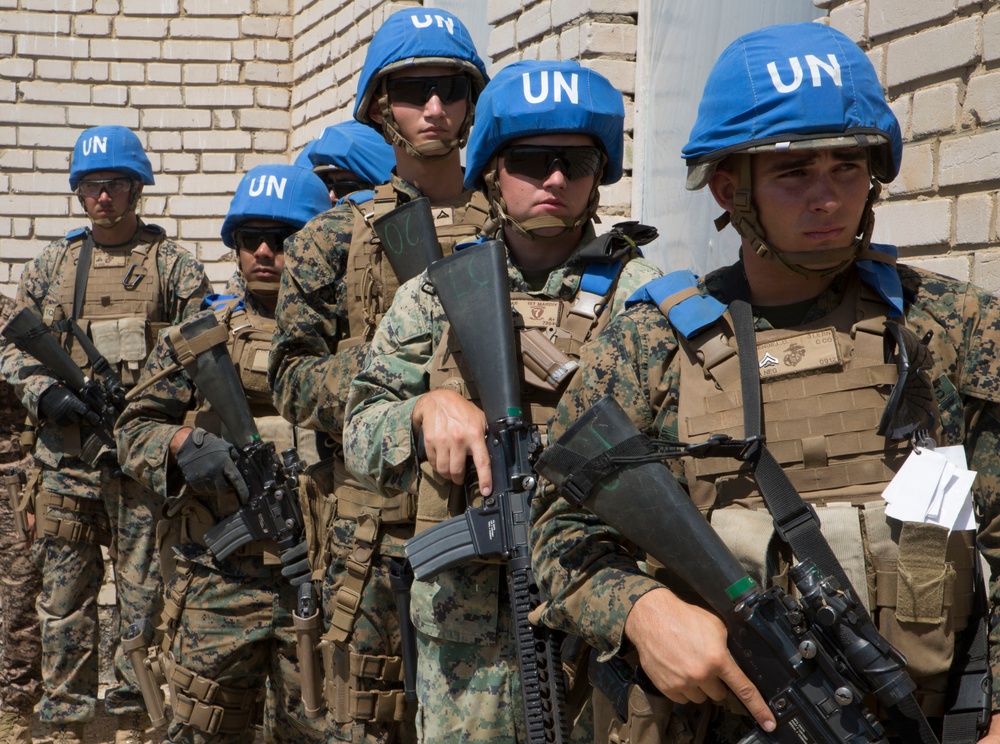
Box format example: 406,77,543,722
354,7,488,159
682,23,902,278
464,59,625,239
69,126,154,227
294,120,395,203
221,164,329,301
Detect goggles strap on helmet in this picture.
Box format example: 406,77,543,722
722,154,882,281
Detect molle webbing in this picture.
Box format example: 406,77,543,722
324,643,408,724
214,301,278,409
35,489,112,547
167,659,265,735
343,185,490,345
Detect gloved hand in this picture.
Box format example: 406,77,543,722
175,429,249,500
280,539,312,587
38,385,90,426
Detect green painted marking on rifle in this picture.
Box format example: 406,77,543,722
726,575,756,600
508,406,522,417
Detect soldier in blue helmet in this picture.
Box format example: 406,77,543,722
295,120,396,206
0,126,211,743
342,59,662,743
269,8,494,743
115,164,330,743
531,23,1000,744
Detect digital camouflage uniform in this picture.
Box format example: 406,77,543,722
530,260,1000,741
343,237,662,743
0,222,209,726
270,174,490,744
116,291,318,744
0,293,42,720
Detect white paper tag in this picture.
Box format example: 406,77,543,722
881,445,976,531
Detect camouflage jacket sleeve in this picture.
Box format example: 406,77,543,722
156,237,211,324
269,204,360,435
343,273,442,495
0,294,31,473
530,302,680,656
115,316,199,501
1,239,70,416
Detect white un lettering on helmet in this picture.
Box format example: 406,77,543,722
81,136,108,157
248,175,288,199
411,14,454,34
767,54,842,94
522,71,579,105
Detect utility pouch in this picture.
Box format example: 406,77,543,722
90,319,122,366
519,327,579,392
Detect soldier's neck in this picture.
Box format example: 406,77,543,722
91,212,140,247
395,150,466,202
505,226,581,273
742,240,837,306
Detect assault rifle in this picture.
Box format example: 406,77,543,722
165,311,323,716
372,196,443,285
536,396,938,744
2,307,127,465
404,240,570,744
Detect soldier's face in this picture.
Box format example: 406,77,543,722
496,134,597,233
750,148,871,257
236,219,287,286
377,65,469,149
78,169,136,223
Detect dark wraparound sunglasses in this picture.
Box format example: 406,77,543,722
385,75,471,106
233,225,296,253
323,178,374,199
77,177,133,198
501,145,603,181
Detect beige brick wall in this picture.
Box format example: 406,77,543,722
821,0,1000,291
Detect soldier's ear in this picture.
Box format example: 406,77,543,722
708,166,737,213
369,98,383,126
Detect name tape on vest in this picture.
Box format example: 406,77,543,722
756,327,841,379
512,299,562,328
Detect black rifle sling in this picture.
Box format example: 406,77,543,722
728,299,941,744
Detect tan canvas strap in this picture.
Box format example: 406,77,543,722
349,650,405,683
166,322,229,376
161,560,195,636
168,660,265,735
685,323,741,392
327,511,381,644
349,689,409,723
36,489,111,546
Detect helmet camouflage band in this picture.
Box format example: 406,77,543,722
681,23,902,279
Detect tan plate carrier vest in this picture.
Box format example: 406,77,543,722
34,225,167,548
663,278,975,720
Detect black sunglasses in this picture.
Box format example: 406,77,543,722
385,74,471,106
77,177,133,198
233,225,296,253
501,145,603,182
324,178,374,199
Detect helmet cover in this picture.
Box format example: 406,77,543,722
682,23,901,190
69,125,154,190
221,164,329,248
294,120,395,184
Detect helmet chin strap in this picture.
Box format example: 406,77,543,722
718,154,881,280
483,158,603,242
375,83,474,161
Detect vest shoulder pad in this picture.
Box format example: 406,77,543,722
65,228,87,242
339,189,376,207
202,293,243,313
857,243,904,318
626,270,727,340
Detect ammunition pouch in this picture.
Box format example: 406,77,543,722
165,655,265,736
323,643,408,725
35,489,112,547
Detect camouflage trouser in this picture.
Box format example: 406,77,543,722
317,515,416,744
0,475,42,715
413,563,593,744
32,462,162,723
163,554,313,744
